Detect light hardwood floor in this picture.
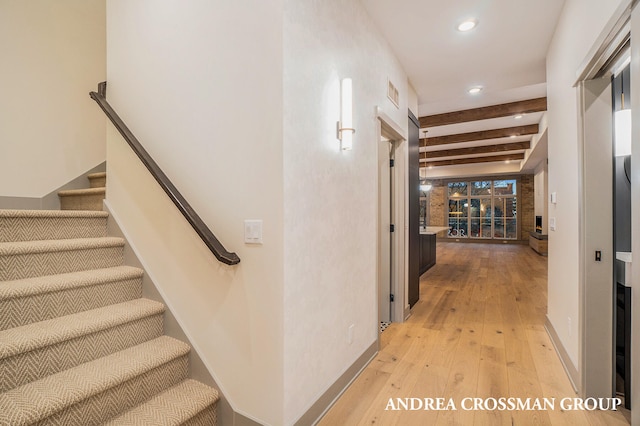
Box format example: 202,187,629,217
318,242,630,425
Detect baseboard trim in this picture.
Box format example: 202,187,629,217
0,196,43,210
404,305,412,321
545,316,580,392
294,340,378,426
0,162,106,210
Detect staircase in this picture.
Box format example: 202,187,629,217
0,174,219,425
58,172,106,211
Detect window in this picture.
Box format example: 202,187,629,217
448,182,468,237
448,182,468,198
469,197,492,238
447,179,517,240
469,181,491,238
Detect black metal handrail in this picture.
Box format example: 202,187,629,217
90,82,240,265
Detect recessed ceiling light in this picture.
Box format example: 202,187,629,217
514,114,524,120
468,86,483,95
505,160,511,164
457,19,478,32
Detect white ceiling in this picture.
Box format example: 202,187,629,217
361,0,566,177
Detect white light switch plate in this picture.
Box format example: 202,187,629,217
549,217,556,231
244,220,263,244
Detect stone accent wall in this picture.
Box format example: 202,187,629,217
427,180,446,227
519,174,535,241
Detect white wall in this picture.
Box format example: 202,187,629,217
546,0,625,370
283,1,408,423
534,162,548,234
408,83,419,118
106,1,284,424
0,0,106,197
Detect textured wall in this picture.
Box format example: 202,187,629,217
283,0,409,423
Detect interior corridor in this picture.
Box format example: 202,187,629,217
319,243,629,425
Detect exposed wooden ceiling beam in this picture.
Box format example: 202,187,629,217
421,153,525,167
421,124,538,147
419,97,547,128
421,141,530,159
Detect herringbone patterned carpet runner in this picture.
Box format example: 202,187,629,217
0,207,218,425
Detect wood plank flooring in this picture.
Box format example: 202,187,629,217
318,242,630,426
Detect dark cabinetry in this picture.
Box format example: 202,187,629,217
419,233,436,275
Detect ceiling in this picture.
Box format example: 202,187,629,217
361,0,566,178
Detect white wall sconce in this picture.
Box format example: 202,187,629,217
337,78,355,150
615,108,632,157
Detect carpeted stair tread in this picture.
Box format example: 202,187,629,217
0,237,125,281
0,236,123,256
104,379,219,425
0,336,190,426
88,172,107,188
0,266,143,301
57,187,106,197
0,266,144,330
0,209,108,242
0,301,164,392
0,298,165,360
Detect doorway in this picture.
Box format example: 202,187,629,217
376,109,406,332
576,8,633,416
378,136,394,326
578,74,614,399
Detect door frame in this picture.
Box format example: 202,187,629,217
577,76,614,398
574,0,634,406
378,135,393,324
376,107,407,326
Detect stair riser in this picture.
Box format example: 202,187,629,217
60,194,104,211
182,406,218,426
0,216,107,242
89,177,106,188
31,356,188,426
0,246,124,281
1,314,163,392
0,277,143,330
